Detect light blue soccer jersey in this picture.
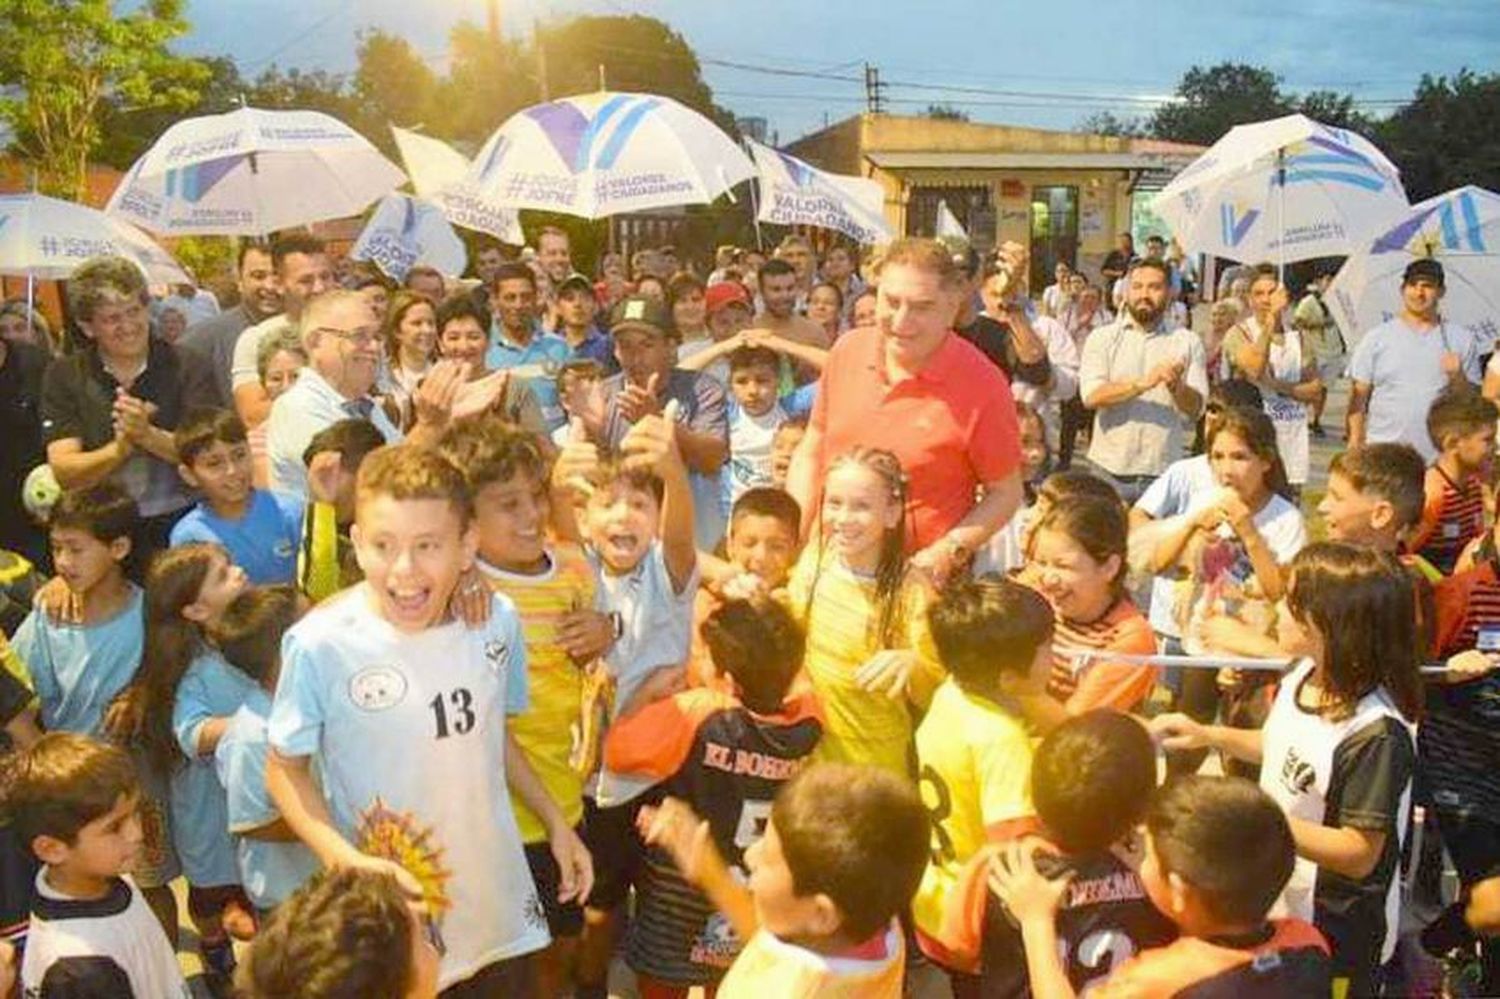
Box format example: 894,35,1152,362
214,688,318,909
169,489,304,585
12,586,143,736
268,587,548,988
170,650,259,887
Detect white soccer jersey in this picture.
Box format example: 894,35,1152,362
269,587,549,989
1260,659,1415,966
21,873,189,999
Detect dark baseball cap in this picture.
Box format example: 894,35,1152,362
609,295,673,338
556,272,593,296
1403,258,1445,287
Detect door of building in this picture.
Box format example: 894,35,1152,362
1029,186,1078,290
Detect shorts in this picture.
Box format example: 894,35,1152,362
1434,809,1500,888
524,828,585,937
583,791,662,912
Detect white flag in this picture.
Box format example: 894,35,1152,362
349,193,467,281
748,139,891,245
390,125,525,245
935,199,969,243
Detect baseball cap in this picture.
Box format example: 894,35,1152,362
705,281,752,316
609,295,673,338
1402,258,1444,287
556,272,593,296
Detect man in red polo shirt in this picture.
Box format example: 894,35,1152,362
788,237,1024,584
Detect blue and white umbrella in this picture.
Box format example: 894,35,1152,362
349,193,468,282
1328,186,1500,348
748,139,891,244
1153,113,1408,265
463,91,754,219
390,125,525,245
0,192,188,283
106,106,406,235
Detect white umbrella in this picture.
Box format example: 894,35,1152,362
1328,186,1500,348
390,125,525,244
747,139,891,244
349,193,468,281
0,193,189,283
1153,113,1408,265
106,106,406,235
463,91,754,219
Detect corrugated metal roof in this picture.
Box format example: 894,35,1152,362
865,151,1192,171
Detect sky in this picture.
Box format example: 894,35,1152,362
182,0,1500,143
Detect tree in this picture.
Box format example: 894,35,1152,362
924,104,971,122
95,56,249,171
1149,63,1292,145
352,29,441,151
1077,110,1144,137
1297,90,1372,133
537,16,738,135
433,20,538,147
1378,70,1500,201
0,0,208,199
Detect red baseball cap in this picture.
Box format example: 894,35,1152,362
705,281,752,316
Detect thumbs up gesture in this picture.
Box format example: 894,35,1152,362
621,397,683,477
553,413,601,500
618,371,663,424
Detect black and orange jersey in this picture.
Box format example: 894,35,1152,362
604,685,823,985
1091,918,1330,998
1427,560,1500,823
934,834,1176,994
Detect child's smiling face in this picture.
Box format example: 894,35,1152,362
354,495,476,632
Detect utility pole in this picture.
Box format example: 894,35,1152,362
486,0,501,43
535,17,549,100
864,63,886,114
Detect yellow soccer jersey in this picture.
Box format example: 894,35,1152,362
718,920,905,999
785,545,944,778
911,679,1035,959
481,545,597,842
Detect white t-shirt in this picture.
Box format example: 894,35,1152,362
269,587,548,988
22,873,189,998
231,313,293,390
726,401,787,506
1179,492,1306,653
1134,454,1217,637
588,541,698,806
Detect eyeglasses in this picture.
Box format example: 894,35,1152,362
314,326,380,348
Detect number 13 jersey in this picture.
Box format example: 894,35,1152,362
269,586,549,989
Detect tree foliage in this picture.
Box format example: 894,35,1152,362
1148,63,1293,146
1377,70,1500,201
924,104,971,122
1077,111,1145,137
0,0,208,198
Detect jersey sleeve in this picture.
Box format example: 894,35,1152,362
1065,617,1159,715
1134,464,1182,519
497,601,530,717
1345,328,1377,385
268,631,327,758
602,689,728,780
1409,469,1446,554
167,513,214,550
298,502,342,603
217,722,278,833
0,634,36,726
903,577,948,711
11,611,55,712
1329,715,1416,831
171,658,218,757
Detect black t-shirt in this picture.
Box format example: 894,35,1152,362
980,838,1176,996
0,340,46,557
957,315,1051,388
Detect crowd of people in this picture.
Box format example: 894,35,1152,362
0,219,1494,999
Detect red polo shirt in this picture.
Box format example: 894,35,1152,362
810,326,1021,551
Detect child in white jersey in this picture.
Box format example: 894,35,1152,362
266,444,592,995
1154,543,1421,996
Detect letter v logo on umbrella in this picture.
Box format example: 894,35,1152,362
524,95,663,174
1220,202,1261,247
